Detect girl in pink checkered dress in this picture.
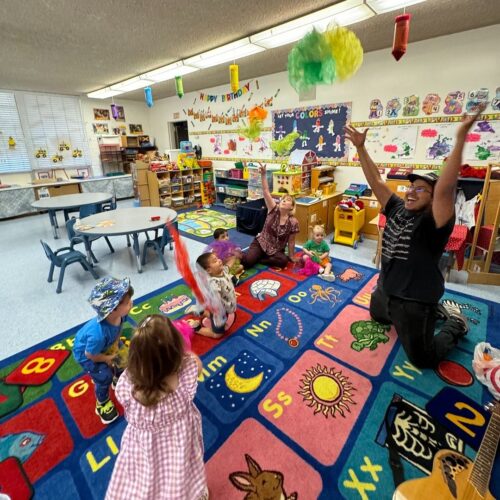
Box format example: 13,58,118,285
106,315,208,500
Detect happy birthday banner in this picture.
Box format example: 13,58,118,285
200,82,251,102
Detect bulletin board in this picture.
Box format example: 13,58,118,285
272,102,351,161
348,118,500,165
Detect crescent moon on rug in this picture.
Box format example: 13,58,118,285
224,364,264,393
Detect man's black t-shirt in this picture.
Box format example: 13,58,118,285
380,195,454,304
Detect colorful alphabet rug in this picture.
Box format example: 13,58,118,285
1,259,499,500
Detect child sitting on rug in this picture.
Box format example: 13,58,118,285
204,228,244,284
302,225,335,281
105,315,208,500
73,277,134,424
193,251,237,338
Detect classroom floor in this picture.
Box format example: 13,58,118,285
1,198,498,361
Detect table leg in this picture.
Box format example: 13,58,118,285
48,210,59,239
84,236,93,267
131,233,142,273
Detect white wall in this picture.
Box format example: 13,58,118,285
148,24,500,191
80,97,151,176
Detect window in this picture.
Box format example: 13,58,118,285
17,92,91,170
0,92,31,173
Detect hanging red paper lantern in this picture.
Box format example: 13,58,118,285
392,13,411,61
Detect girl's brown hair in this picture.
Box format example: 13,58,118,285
127,314,185,407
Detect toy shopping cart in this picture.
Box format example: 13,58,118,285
333,207,365,249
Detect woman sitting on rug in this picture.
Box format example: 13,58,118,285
241,163,299,269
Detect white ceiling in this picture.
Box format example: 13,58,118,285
1,0,499,101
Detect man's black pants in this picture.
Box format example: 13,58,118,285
370,284,464,369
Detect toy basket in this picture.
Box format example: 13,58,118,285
333,207,365,248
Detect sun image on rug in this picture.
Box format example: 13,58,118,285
177,209,236,237
0,259,499,499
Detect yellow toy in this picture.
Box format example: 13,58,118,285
333,206,365,248
8,136,16,149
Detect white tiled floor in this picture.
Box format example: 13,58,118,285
1,199,498,361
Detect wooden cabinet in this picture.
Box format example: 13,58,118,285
295,192,342,244
386,179,409,198
134,160,150,206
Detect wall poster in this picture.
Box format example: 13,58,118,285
272,102,351,161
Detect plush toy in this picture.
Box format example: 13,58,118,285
338,196,364,211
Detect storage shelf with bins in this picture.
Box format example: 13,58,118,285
146,163,214,209
311,165,336,194
214,167,249,210
98,136,129,175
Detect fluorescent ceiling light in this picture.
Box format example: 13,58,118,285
185,38,264,69
87,87,124,99
145,61,199,82
333,4,374,25
251,0,373,49
366,0,426,14
110,76,155,92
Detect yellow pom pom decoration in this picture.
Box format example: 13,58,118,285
325,26,363,81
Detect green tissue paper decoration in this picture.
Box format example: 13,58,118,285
270,131,300,157
239,119,264,141
287,29,336,93
287,26,364,94
325,26,363,81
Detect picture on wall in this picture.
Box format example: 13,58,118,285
272,102,351,160
93,108,110,120
129,124,143,134
113,105,126,121
92,123,109,135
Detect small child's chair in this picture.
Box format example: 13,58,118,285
40,240,99,293
66,217,114,264
141,223,176,270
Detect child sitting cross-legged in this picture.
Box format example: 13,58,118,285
73,277,134,424
302,224,335,281
193,251,237,338
105,315,208,500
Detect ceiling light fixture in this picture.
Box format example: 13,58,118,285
110,76,155,93
145,61,199,83
365,0,426,15
251,0,374,49
184,37,264,69
87,87,124,99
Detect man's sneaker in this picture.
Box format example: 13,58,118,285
111,376,119,390
449,311,469,337
95,399,119,424
436,303,451,321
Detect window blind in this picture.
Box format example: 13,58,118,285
18,92,91,170
0,92,31,173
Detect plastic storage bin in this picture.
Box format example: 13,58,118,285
236,198,268,235
333,207,365,248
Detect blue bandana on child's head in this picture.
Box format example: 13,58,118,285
88,277,130,321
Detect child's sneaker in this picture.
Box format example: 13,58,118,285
95,399,119,424
319,273,336,282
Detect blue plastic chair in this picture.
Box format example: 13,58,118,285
65,217,114,263
40,240,99,293
141,223,176,270
79,203,102,218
